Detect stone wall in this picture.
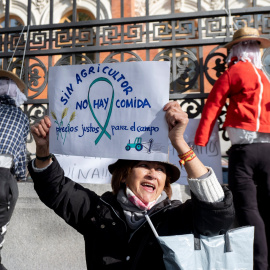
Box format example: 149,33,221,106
3,182,191,270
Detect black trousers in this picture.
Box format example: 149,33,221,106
228,143,270,270
0,168,19,267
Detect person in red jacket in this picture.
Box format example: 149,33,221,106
194,27,270,270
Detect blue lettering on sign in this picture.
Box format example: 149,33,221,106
81,69,87,78
111,125,128,135
76,74,82,84
93,98,109,110
102,66,132,95
76,99,88,110
61,65,135,103
88,66,95,75
56,126,78,133
78,123,100,137
115,98,151,108
137,125,159,135
74,98,152,110
60,84,74,105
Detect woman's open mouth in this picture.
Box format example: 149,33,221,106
141,182,156,192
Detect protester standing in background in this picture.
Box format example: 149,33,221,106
194,27,270,270
0,70,29,270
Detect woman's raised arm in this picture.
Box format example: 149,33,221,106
164,101,208,179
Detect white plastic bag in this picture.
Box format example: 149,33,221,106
146,214,254,270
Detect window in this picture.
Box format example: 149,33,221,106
60,9,95,23
0,15,24,28
60,9,95,62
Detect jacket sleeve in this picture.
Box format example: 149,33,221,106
194,71,231,146
188,167,224,202
28,157,100,234
14,115,29,181
191,186,235,236
167,186,234,237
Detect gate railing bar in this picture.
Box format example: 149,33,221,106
1,6,270,34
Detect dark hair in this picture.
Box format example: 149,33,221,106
111,160,172,199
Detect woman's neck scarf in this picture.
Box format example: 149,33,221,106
117,187,167,230
125,187,159,210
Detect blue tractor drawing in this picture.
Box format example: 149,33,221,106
125,137,143,151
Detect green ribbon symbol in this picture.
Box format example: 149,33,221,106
88,77,114,145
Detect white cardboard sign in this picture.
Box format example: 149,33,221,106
55,119,223,185
169,119,222,184
48,62,170,162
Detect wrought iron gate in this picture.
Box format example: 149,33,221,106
1,0,270,159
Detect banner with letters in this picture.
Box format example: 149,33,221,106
48,62,170,162
56,119,223,185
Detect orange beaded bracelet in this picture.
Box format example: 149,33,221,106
178,148,196,167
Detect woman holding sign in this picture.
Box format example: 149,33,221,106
28,101,234,270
